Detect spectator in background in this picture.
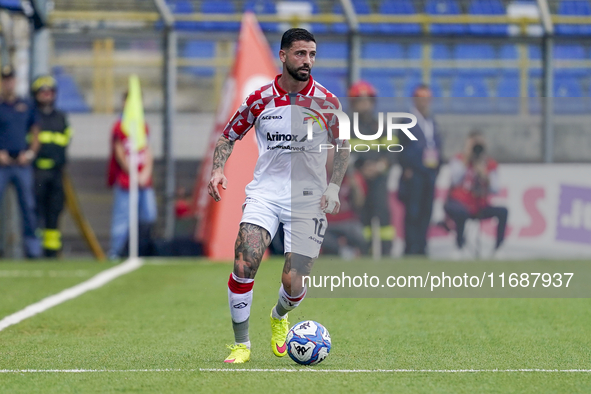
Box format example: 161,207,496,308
348,81,395,255
323,156,368,258
107,93,157,259
32,75,72,258
0,65,42,258
398,84,442,256
444,131,508,252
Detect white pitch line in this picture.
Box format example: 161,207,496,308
0,258,143,332
0,368,590,374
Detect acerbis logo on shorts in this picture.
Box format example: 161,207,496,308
260,115,282,120
308,236,322,245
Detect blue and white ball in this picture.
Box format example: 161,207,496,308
286,320,331,365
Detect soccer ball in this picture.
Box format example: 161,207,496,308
286,320,331,365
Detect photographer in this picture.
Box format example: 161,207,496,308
444,131,508,252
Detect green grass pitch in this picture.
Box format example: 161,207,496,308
1,258,590,393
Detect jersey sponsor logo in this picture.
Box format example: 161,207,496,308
267,145,306,152
260,115,283,120
267,132,299,142
233,302,248,309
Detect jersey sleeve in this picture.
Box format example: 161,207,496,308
222,91,260,142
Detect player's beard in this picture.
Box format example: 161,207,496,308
286,62,311,82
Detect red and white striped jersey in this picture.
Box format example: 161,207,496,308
222,74,342,212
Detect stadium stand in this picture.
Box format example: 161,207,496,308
181,40,216,77
379,0,421,35
555,0,591,35
243,0,278,32
199,1,241,31
425,0,466,35
468,0,508,35
332,0,375,34
53,68,91,113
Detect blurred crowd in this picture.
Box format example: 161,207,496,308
323,80,508,259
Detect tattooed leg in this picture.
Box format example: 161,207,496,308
227,223,272,349
233,222,272,279
272,252,314,319
281,252,315,296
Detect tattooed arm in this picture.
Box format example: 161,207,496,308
321,140,350,215
208,135,235,202
329,139,350,187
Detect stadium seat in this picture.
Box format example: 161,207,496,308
496,75,520,113
554,77,586,113
362,42,404,59
450,76,491,113
432,44,452,59
53,69,91,113
199,1,240,31
181,41,216,77
407,44,422,59
467,0,508,36
378,0,421,35
554,44,586,59
333,0,376,34
167,0,199,31
317,42,348,59
425,0,466,35
499,44,518,60
360,69,398,97
312,69,347,98
244,0,278,32
528,45,541,60
453,44,495,59
555,0,591,35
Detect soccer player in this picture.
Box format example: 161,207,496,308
208,28,349,363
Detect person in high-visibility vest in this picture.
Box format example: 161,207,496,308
31,75,72,257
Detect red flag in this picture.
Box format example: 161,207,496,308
192,12,278,260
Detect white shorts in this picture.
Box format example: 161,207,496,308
240,197,326,258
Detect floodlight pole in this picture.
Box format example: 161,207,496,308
154,0,177,239
537,0,554,163
340,0,360,88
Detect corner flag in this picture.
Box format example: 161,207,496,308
121,75,147,152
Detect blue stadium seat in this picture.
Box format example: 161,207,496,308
312,69,347,97
378,0,421,35
333,0,376,34
450,77,491,113
53,68,90,113
499,44,518,59
360,69,398,97
167,0,199,31
468,0,508,36
454,44,495,59
407,44,422,59
181,41,216,77
432,44,452,59
496,75,519,113
425,0,466,35
554,44,586,59
244,0,278,32
556,0,591,35
554,77,586,113
528,45,541,60
199,1,240,31
362,42,404,59
317,42,348,59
